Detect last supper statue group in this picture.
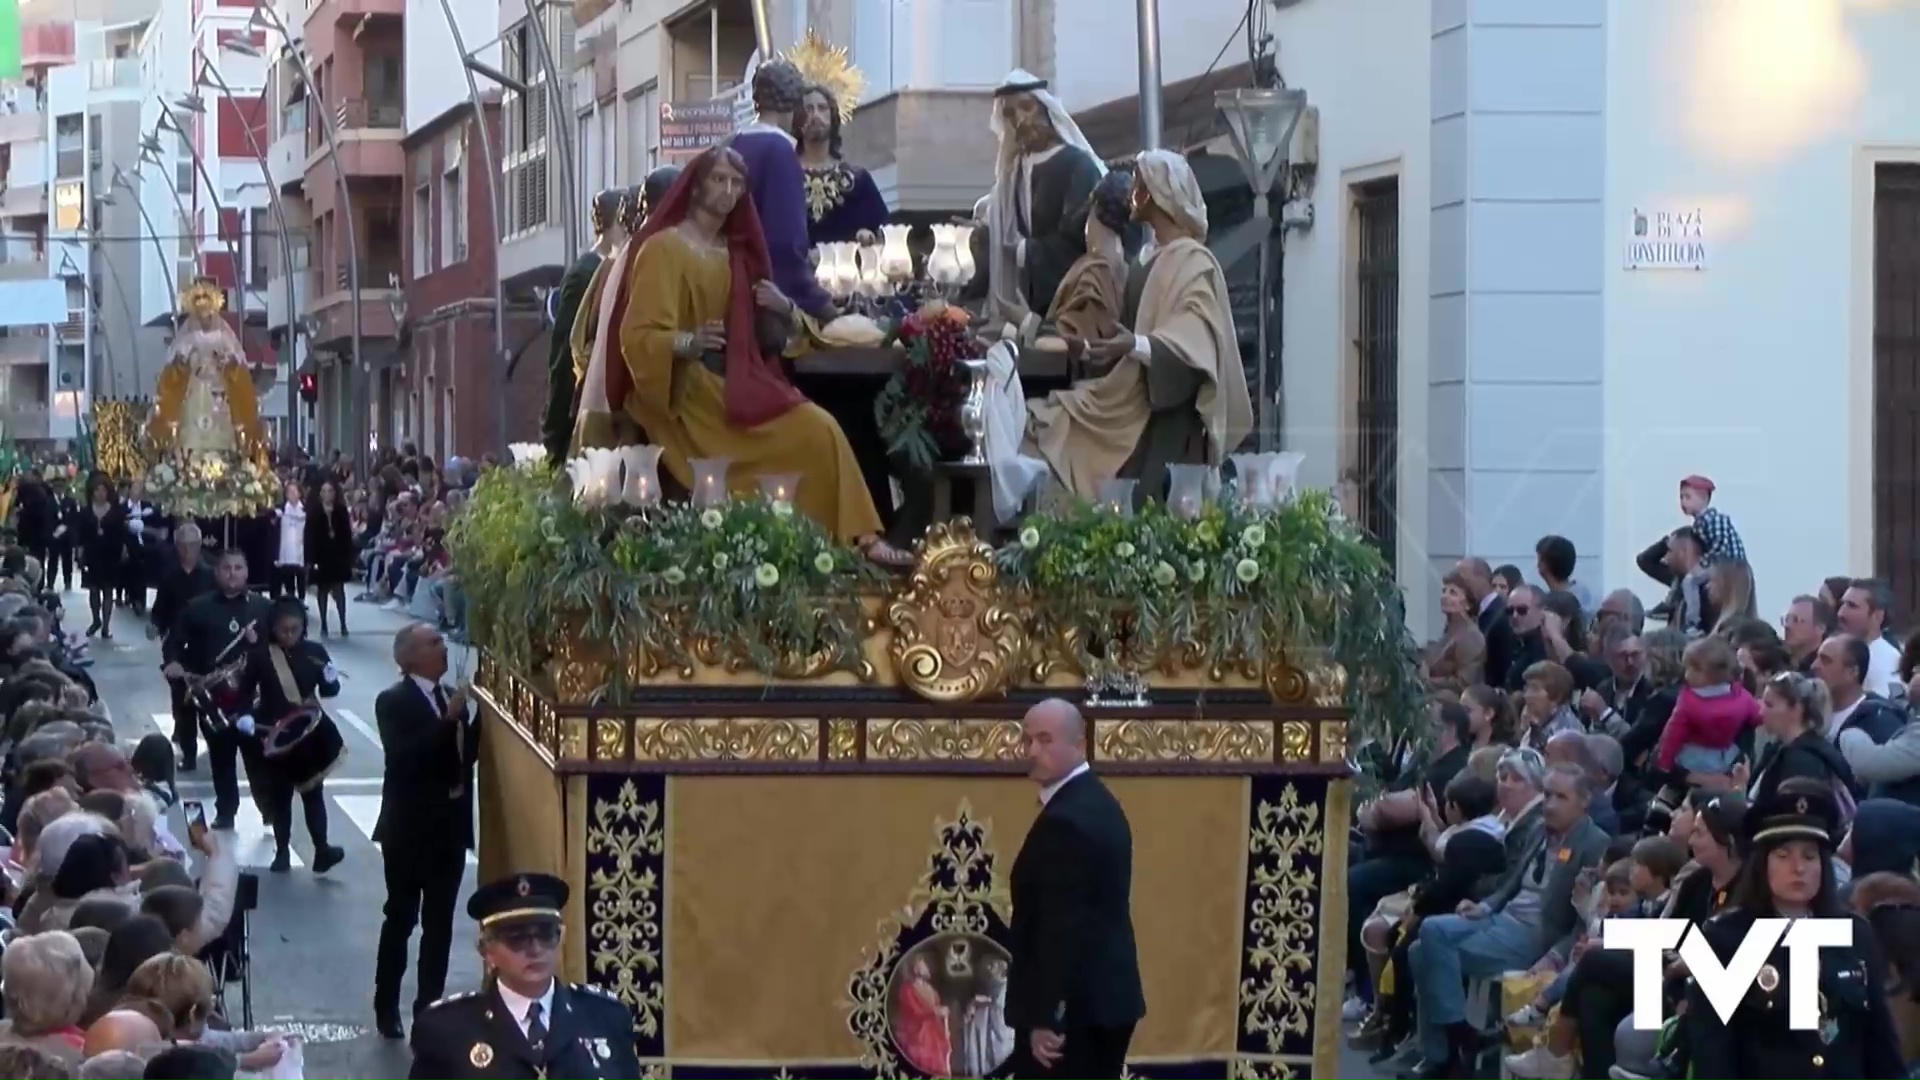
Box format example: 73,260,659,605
540,38,1254,566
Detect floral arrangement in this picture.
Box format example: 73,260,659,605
144,450,276,518
873,302,976,471
447,466,882,696
993,487,1425,756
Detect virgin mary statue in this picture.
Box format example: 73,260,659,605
147,277,267,462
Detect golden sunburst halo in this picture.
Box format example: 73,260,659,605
783,29,863,122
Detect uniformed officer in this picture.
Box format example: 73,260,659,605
160,546,272,828
1683,778,1906,1078
408,873,643,1080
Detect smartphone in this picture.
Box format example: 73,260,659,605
183,800,208,833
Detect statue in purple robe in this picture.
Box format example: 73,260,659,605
794,83,890,246
727,60,838,321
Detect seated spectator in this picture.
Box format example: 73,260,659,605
137,886,201,951
10,787,78,894
1405,764,1609,1076
1841,799,1920,881
69,926,108,969
68,897,132,934
0,930,96,1069
77,1050,144,1080
140,1044,235,1080
123,955,282,1073
0,1044,75,1080
78,916,172,1027
1503,835,1688,1077
79,1009,160,1060
29,833,137,932
1517,661,1582,751
1656,635,1760,777
1543,731,1619,834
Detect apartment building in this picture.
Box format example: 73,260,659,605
0,6,186,450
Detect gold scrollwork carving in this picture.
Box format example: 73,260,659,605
1231,1059,1300,1079
1320,720,1349,764
687,625,877,682
1095,719,1275,763
825,718,860,762
844,802,1012,1075
559,716,588,761
629,718,820,762
593,718,629,764
585,780,665,1042
1307,660,1348,708
550,631,612,704
886,520,1028,702
1279,721,1313,763
1265,660,1310,705
1239,784,1323,1056
864,718,1025,762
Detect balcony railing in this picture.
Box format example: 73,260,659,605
0,333,44,363
89,59,139,90
0,108,43,144
0,258,48,281
0,183,46,217
331,256,404,293
335,97,403,131
0,404,51,439
54,313,83,341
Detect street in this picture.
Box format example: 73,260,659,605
79,590,480,1080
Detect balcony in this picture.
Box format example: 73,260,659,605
0,257,48,282
268,127,305,193
0,333,43,364
0,405,50,440
306,258,402,348
266,267,316,330
0,183,47,218
54,313,83,342
0,108,43,145
305,98,405,180
88,59,139,92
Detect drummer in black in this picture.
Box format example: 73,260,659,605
234,598,344,874
162,547,272,830
409,873,643,1080
1683,777,1906,1078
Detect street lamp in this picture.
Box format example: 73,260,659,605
188,64,305,456
429,0,509,454
154,103,249,295
227,18,368,473
1215,86,1307,451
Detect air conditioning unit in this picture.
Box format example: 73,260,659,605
56,368,79,388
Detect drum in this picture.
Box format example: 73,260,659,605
262,707,346,793
188,664,247,740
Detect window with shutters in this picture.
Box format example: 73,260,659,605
441,127,465,265
248,208,270,288
500,17,553,237
1348,177,1401,566
413,181,432,275
626,83,657,181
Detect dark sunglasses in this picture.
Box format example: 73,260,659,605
492,923,563,953
1509,605,1532,617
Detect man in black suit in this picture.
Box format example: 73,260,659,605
1004,698,1145,1078
149,522,214,772
1456,557,1519,687
373,621,478,1040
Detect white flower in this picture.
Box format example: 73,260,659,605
813,551,836,575
771,500,794,519
754,562,780,588
1115,541,1135,560
662,566,686,586
1151,561,1177,587
1240,524,1266,548
700,508,724,529
1188,561,1208,583
712,552,730,571
1195,520,1218,543
1019,527,1041,550
1235,557,1261,583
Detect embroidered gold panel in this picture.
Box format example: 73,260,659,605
660,776,1244,1064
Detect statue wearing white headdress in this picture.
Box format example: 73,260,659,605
1023,150,1255,504
984,69,1105,330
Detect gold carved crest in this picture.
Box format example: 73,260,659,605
886,520,1027,702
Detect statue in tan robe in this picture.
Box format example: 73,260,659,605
1024,150,1255,503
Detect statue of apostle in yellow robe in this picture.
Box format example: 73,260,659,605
147,277,267,463
595,145,912,567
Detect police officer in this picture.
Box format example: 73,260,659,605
1682,777,1905,1078
409,873,641,1080
160,547,271,828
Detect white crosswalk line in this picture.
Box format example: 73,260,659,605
151,712,174,733
334,794,476,865
334,708,382,751
221,801,301,869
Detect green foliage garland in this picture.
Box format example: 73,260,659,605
992,488,1425,758
447,466,882,698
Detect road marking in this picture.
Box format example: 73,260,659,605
221,802,301,869
177,776,384,794
334,708,383,751
335,794,477,865
151,712,175,734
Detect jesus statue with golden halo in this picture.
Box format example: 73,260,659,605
144,278,275,518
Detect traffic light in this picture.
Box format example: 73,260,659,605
299,372,318,404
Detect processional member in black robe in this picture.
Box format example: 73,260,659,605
542,188,630,464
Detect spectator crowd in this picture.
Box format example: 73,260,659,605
1349,474,1920,1079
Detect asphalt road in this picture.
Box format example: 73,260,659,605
79,589,481,1080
